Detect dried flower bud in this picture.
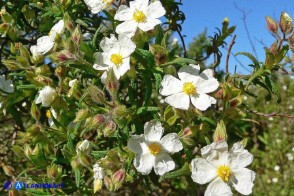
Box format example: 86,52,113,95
2,165,15,177
279,12,293,35
266,16,278,35
213,120,227,142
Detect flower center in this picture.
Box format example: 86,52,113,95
148,143,161,155
183,82,196,95
110,54,123,66
46,110,51,118
217,165,231,182
133,10,147,23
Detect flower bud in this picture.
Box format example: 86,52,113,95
112,169,125,190
34,75,53,86
31,102,40,121
11,145,23,157
213,120,227,142
24,144,32,158
71,156,81,170
72,26,82,47
47,165,62,180
88,84,106,104
19,43,30,59
279,12,293,35
0,11,12,23
266,16,278,35
64,12,75,31
105,69,119,97
240,138,248,148
214,89,223,99
78,153,92,167
104,176,114,191
2,165,15,177
31,54,44,64
103,121,117,137
32,144,41,156
74,109,91,123
94,179,103,193
35,64,51,76
76,139,90,153
0,23,9,34
270,40,278,55
8,27,17,41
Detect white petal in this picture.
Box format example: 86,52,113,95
190,93,216,111
35,95,42,104
138,18,161,32
229,143,254,170
118,35,136,57
154,154,175,176
101,72,107,84
30,45,38,56
93,52,108,70
200,69,214,79
115,57,130,77
144,121,164,142
201,142,229,167
232,168,255,195
114,5,133,21
197,78,219,94
164,92,190,110
129,0,149,10
100,34,119,52
159,75,183,96
191,158,217,184
133,153,155,175
115,20,138,38
36,36,54,54
146,1,166,19
178,64,200,81
51,20,64,34
160,133,183,153
127,134,144,154
204,177,233,196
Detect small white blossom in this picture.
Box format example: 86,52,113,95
159,64,219,111
69,79,77,87
114,0,166,37
292,147,294,152
93,164,105,180
35,86,57,107
272,177,278,183
47,108,57,127
93,34,136,81
282,85,287,90
128,121,183,176
171,38,178,46
77,139,90,152
0,75,14,93
286,153,293,161
269,117,274,121
22,102,27,107
30,20,64,56
84,0,113,14
289,105,293,110
275,139,281,144
83,32,93,41
191,141,255,196
274,165,280,171
243,96,248,101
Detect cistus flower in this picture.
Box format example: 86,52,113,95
0,75,14,93
191,141,255,196
35,86,57,107
46,108,57,127
127,121,183,176
77,139,90,152
84,0,114,14
93,34,136,82
30,20,64,56
114,0,166,38
159,64,219,111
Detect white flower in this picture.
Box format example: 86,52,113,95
286,153,293,161
274,165,280,171
93,163,105,179
127,121,183,176
114,0,166,37
35,86,57,107
46,108,57,127
0,75,14,93
191,141,255,196
77,139,90,152
93,34,136,81
159,64,219,111
30,20,64,56
84,0,113,14
292,147,294,152
69,79,77,87
272,177,278,183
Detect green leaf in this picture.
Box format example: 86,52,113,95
91,151,107,159
159,162,190,182
16,55,30,67
153,72,162,91
136,106,159,115
160,57,195,67
275,44,289,64
235,52,259,68
164,105,179,126
75,169,81,188
264,76,281,103
155,25,164,45
134,48,155,66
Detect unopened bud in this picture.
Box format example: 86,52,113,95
47,165,62,180
103,121,117,137
112,169,125,190
240,138,248,148
74,109,91,123
104,176,114,191
64,12,75,31
266,16,278,35
24,144,32,158
31,54,44,64
105,69,119,96
31,102,40,121
72,26,82,47
34,75,53,85
269,41,278,55
50,50,76,64
0,23,9,34
1,11,12,23
94,179,103,193
179,127,193,138
88,84,106,104
35,64,51,76
213,120,227,142
8,27,17,41
279,12,293,35
78,153,92,167
214,89,223,99
19,43,30,59
55,66,66,77
71,156,81,170
2,165,15,177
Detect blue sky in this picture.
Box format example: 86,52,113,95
177,0,294,73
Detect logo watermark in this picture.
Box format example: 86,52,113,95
3,181,64,191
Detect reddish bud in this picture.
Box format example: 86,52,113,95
279,12,293,35
266,16,278,35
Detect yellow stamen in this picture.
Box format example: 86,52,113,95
110,54,123,66
217,165,231,182
46,110,51,118
148,143,161,155
133,10,147,23
183,82,196,95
